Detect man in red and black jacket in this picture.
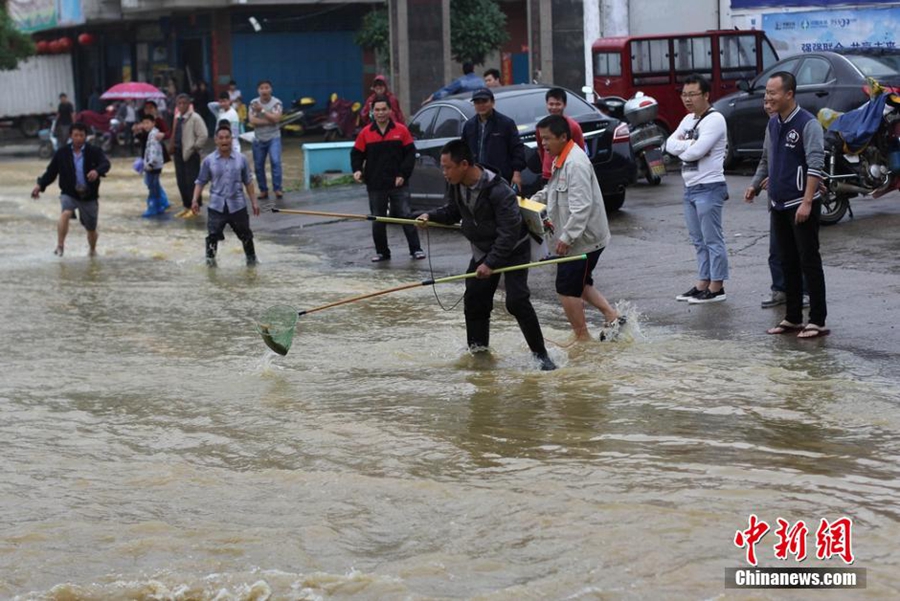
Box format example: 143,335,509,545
351,95,425,262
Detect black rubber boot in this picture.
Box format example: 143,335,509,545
466,318,491,352
205,237,217,267
243,239,258,266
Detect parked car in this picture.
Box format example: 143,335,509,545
714,49,900,166
406,84,636,212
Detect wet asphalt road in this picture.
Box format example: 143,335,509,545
249,168,900,381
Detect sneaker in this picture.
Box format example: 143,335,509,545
534,352,557,371
688,288,726,303
411,250,426,260
371,253,391,262
761,290,786,308
599,316,627,342
275,191,283,200
676,286,704,301
258,192,269,201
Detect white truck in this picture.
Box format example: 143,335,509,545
0,54,76,137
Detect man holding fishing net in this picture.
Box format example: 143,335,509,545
415,139,557,371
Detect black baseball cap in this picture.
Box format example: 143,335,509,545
471,88,494,101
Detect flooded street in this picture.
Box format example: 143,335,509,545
1,154,900,600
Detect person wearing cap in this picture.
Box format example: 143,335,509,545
361,75,405,127
461,87,526,190
422,62,485,105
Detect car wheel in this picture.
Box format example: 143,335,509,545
604,190,626,212
723,128,739,169
38,142,53,159
820,192,849,226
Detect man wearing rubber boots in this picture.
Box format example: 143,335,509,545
192,125,260,267
415,139,556,371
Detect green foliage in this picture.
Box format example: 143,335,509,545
355,7,390,56
450,0,509,65
0,7,35,71
353,0,509,67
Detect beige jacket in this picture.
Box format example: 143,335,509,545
531,141,610,255
170,110,208,161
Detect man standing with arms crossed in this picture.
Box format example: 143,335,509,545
351,96,425,263
249,80,284,201
666,74,730,304
745,71,828,338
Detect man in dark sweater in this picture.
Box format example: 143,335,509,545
351,96,424,262
745,71,828,338
415,139,556,371
32,122,111,257
461,88,526,190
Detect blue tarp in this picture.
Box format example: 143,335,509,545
828,93,888,153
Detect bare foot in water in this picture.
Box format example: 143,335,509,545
54,246,64,256
88,248,97,257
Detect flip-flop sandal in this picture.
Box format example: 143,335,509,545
767,320,803,335
797,324,830,339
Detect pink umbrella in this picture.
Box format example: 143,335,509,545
100,82,165,100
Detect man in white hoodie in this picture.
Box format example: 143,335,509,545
533,114,622,342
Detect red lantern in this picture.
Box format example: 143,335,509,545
36,40,50,54
77,33,95,46
48,40,61,54
57,37,73,53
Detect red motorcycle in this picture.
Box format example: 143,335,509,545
76,109,121,154
322,93,362,141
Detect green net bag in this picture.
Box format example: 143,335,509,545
256,305,298,356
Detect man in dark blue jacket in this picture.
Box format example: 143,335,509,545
745,71,827,338
461,88,526,190
415,139,555,371
32,122,111,257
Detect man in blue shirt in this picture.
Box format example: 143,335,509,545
192,125,260,267
422,63,484,105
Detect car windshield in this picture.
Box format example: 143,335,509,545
494,91,598,126
844,54,900,79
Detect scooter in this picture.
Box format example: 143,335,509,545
818,83,900,225
622,92,668,185
284,96,329,136
37,117,58,159
322,93,362,141
585,87,667,185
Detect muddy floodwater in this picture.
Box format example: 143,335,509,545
1,155,899,600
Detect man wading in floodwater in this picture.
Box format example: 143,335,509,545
32,122,111,257
416,139,556,371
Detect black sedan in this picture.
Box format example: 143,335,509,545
714,49,900,166
406,84,636,212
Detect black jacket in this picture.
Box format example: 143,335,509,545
461,110,526,184
37,143,111,201
350,121,416,191
428,167,529,269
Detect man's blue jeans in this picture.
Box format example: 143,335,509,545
683,181,729,282
252,136,282,193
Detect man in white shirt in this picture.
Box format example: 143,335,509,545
208,91,241,154
665,74,730,304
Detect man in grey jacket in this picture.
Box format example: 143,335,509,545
532,115,623,341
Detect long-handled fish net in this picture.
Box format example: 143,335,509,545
256,254,586,356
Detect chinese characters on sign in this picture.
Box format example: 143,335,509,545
734,515,854,566
763,8,900,57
